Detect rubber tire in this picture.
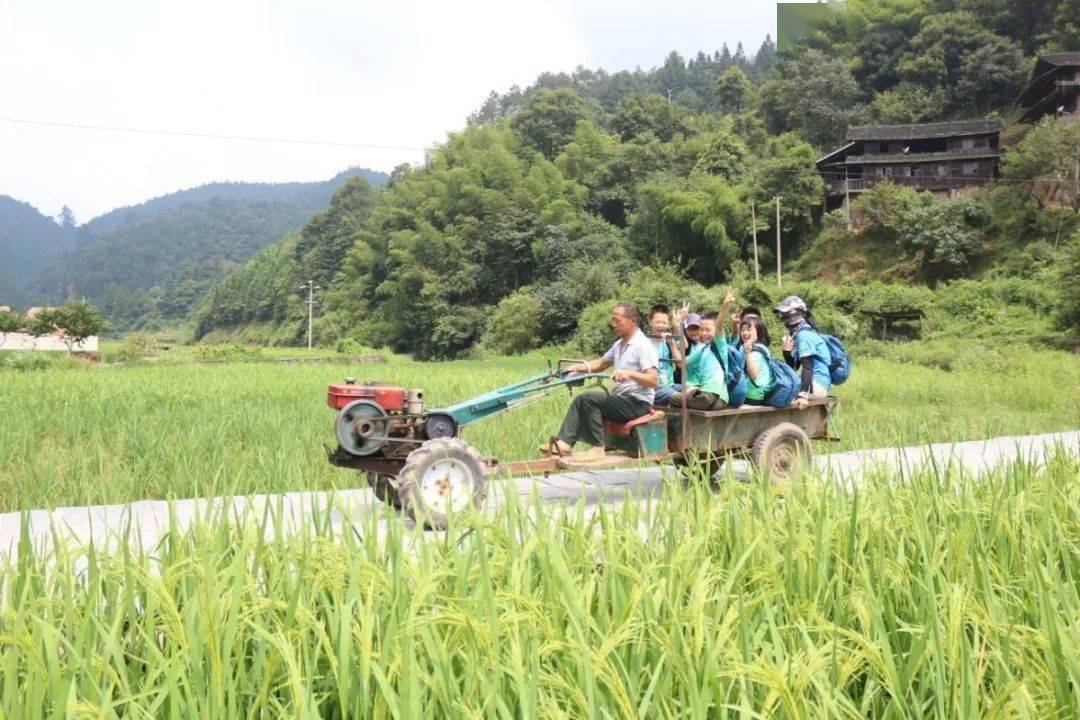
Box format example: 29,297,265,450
751,422,813,481
396,438,487,530
367,472,402,508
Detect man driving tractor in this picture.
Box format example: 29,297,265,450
542,301,659,459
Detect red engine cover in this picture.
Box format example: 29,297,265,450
327,383,407,411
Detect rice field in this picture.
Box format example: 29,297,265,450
1,348,1078,511
1,454,1077,718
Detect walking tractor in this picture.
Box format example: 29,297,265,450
326,362,837,528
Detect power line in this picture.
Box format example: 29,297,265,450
0,117,430,152
3,116,1075,187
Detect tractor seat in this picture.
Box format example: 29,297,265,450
604,409,666,438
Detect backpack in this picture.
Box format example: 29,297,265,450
710,340,746,408
751,343,800,407
796,327,852,386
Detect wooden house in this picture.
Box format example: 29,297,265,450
1018,52,1080,124
816,120,1003,211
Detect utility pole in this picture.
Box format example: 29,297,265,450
750,199,760,282
774,196,782,288
300,280,320,351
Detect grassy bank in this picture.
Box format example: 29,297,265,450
2,455,1077,718
0,343,1077,511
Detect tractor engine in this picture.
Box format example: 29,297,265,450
328,378,457,457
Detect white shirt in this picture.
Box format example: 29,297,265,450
602,328,659,404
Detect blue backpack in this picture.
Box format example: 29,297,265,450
710,341,746,408
750,344,800,407
796,327,852,386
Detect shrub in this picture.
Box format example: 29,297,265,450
332,338,383,357
118,332,158,363
898,194,991,275
857,282,934,314
481,289,543,356
193,344,264,362
572,301,618,356
1056,232,1080,334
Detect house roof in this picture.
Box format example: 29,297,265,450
1020,52,1080,107
815,142,854,166
1034,52,1080,73
845,119,1003,141
846,148,1002,165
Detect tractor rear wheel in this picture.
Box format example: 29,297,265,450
397,438,487,530
751,422,813,481
367,472,402,508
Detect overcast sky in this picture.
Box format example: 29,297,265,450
0,0,776,222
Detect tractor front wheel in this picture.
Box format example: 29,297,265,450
397,438,487,530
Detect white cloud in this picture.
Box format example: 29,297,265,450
0,0,773,221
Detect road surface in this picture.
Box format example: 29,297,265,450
1,431,1075,559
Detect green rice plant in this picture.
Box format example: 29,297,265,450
0,348,1078,511
0,454,1076,718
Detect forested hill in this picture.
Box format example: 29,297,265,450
29,167,387,328
196,1,1079,356
0,196,75,309
81,168,388,238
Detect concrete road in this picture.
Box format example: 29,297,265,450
1,431,1075,559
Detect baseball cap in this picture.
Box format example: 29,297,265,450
684,313,702,328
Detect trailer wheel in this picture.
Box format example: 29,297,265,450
367,472,402,508
397,438,486,530
751,422,813,480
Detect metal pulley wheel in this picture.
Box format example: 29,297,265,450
396,437,486,530
335,399,390,456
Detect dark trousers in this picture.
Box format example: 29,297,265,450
558,390,650,448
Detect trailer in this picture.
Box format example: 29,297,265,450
326,362,837,528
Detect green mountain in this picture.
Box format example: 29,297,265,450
80,168,387,237
30,167,387,328
0,197,75,310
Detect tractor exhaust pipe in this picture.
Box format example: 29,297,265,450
406,388,424,415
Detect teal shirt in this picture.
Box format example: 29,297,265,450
744,347,774,402
793,326,832,391
651,338,675,387
685,342,728,402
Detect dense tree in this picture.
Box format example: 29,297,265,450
1004,119,1080,210
26,301,106,352
750,35,778,82
870,83,947,123
750,134,824,251
898,194,992,275
56,205,76,231
612,92,683,143
320,124,595,358
692,124,750,182
509,88,591,159
759,50,867,148
715,66,752,115
898,12,1028,113
628,175,746,284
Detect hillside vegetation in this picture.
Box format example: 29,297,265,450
0,197,75,308
1,168,387,329
195,1,1079,356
